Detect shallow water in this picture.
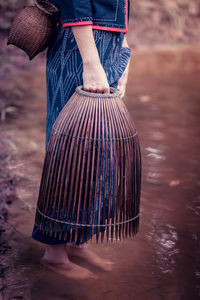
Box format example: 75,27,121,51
1,46,200,300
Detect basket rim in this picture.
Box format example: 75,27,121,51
35,0,59,15
75,85,120,98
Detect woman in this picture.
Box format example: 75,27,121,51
32,0,137,279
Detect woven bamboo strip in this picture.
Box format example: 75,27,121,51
52,94,84,237
53,94,85,236
80,97,98,243
107,98,118,241
110,101,119,242
126,132,134,238
134,138,138,235
66,96,91,240
134,138,140,235
117,100,128,240
104,99,111,242
129,138,134,237
136,138,142,226
121,101,137,238
44,94,87,237
43,94,80,215
97,97,109,243
111,101,121,241
44,93,84,236
130,139,135,237
110,99,123,241
57,95,87,239
49,134,66,236
131,134,137,236
62,97,91,240
86,97,100,242
91,97,101,241
74,96,95,242
101,98,108,243
40,96,73,233
85,97,98,242
106,98,117,241
99,97,108,243
95,98,101,243
117,100,134,239
115,98,134,239
95,97,104,243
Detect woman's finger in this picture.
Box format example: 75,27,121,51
83,85,110,94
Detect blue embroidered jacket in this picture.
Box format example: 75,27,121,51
49,0,130,33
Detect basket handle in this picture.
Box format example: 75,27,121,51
24,0,59,17
75,85,120,98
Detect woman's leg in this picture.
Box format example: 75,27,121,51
42,244,69,264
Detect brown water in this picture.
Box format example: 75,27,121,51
1,46,200,300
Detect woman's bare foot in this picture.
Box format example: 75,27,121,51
40,258,97,280
40,244,97,280
66,243,114,272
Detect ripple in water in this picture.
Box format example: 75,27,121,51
145,221,180,274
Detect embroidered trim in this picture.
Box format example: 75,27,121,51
62,20,93,27
61,17,93,22
37,206,140,227
92,25,127,33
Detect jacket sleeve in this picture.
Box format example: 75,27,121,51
59,0,93,27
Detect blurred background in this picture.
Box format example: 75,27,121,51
0,1,200,299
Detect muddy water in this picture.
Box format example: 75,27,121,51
1,46,200,300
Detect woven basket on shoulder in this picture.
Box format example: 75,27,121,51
33,86,142,244
7,0,60,60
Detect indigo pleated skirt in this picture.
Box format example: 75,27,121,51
32,24,131,244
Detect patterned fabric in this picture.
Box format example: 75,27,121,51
32,24,131,244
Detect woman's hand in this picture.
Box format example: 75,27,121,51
117,58,130,98
83,60,110,93
117,35,131,98
72,25,110,93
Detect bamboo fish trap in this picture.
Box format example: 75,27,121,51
34,86,141,244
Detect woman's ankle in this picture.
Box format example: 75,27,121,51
67,242,88,249
43,244,70,263
76,243,88,248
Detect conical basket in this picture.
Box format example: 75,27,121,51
34,86,142,244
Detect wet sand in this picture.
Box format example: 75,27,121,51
0,45,200,299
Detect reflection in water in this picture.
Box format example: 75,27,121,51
193,233,200,280
186,196,200,216
147,152,166,160
145,147,161,154
146,146,166,160
151,131,166,142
